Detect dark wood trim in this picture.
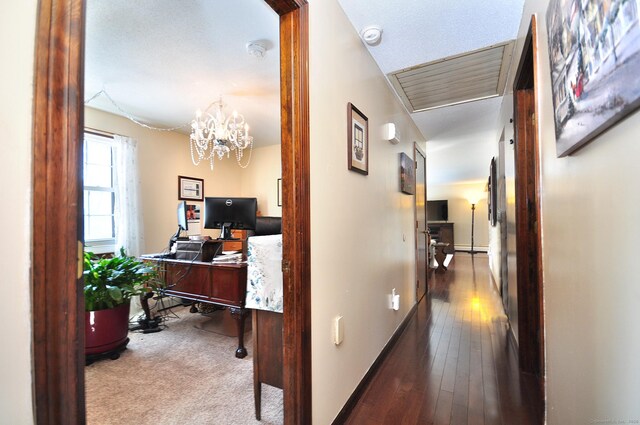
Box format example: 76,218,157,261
264,0,302,15
414,143,427,302
33,0,311,424
84,128,115,139
32,0,86,423
512,15,545,396
275,2,312,423
331,301,420,425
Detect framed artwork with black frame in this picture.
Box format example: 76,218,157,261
347,102,369,175
488,157,497,226
178,175,204,201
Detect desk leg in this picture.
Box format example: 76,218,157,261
229,307,249,358
140,292,153,321
435,248,447,273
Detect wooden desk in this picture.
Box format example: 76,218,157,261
428,222,455,254
151,258,249,358
253,310,283,420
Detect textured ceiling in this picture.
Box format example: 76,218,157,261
85,0,281,146
336,0,524,75
338,0,525,185
86,0,526,185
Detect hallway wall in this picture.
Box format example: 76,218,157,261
500,1,640,422
0,1,37,423
309,1,425,422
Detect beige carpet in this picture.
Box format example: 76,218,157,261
85,306,283,425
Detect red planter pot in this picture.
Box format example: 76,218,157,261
85,302,131,356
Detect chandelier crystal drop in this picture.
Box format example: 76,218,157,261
189,99,254,170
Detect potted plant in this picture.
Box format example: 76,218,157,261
84,248,157,361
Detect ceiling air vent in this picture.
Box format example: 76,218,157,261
388,41,514,112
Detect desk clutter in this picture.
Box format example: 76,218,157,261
171,240,244,263
212,251,243,263
175,239,223,262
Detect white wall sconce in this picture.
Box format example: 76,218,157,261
383,123,400,145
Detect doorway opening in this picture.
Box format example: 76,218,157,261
31,0,310,424
512,15,545,399
414,143,428,302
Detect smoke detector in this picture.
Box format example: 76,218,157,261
246,41,267,59
360,26,383,46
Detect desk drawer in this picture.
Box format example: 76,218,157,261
210,267,247,306
164,263,211,298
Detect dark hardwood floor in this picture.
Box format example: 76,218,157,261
343,253,543,425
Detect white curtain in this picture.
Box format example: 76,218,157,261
112,135,145,257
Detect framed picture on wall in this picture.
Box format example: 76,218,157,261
399,152,415,195
178,175,204,201
546,0,640,156
489,157,497,226
347,103,369,175
186,204,201,222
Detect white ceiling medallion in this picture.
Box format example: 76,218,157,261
360,25,383,46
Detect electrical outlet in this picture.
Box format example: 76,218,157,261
391,288,400,311
333,316,344,345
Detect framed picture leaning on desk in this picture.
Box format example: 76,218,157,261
178,175,204,201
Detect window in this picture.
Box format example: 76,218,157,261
83,132,116,253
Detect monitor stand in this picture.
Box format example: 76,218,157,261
217,223,239,241
169,225,188,251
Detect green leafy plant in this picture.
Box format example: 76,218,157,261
84,248,158,311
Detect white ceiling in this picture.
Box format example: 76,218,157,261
337,0,525,185
85,0,281,146
86,0,526,184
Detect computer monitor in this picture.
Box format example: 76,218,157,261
169,201,189,251
204,197,257,240
177,201,188,232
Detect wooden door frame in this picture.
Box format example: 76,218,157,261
31,0,311,423
414,143,428,301
512,15,544,389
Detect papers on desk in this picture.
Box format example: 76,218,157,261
212,252,243,263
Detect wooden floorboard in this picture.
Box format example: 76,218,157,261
341,253,543,425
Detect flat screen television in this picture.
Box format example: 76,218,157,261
204,197,257,240
427,200,448,222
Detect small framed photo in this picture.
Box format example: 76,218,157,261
277,178,283,207
186,204,201,222
178,175,204,201
347,103,369,175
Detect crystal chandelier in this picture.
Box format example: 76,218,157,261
190,99,254,170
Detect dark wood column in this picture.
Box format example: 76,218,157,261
32,0,86,423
